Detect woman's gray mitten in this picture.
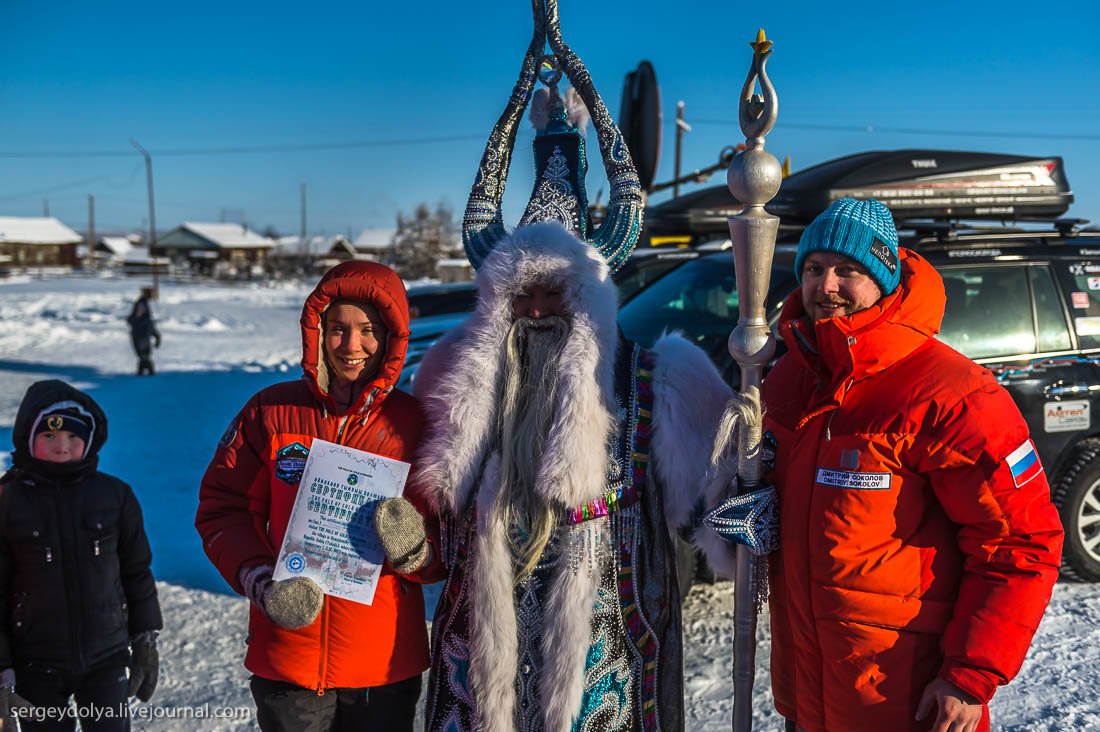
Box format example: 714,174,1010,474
240,564,323,629
263,577,324,629
374,497,428,574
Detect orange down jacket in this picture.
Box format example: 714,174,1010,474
195,261,442,690
762,248,1063,732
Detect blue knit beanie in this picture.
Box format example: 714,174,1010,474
795,198,900,294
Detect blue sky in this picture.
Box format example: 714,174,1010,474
2,0,1098,237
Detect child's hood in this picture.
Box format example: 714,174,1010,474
12,380,109,463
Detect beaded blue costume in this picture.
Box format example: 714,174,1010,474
411,3,740,730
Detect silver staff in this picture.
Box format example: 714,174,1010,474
727,29,780,732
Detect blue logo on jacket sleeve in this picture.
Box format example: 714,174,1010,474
217,418,239,449
275,442,310,485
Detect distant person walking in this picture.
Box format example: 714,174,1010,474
126,287,161,376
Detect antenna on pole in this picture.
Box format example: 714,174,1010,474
130,138,158,298
87,194,96,271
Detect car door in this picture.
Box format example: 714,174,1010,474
936,261,1090,470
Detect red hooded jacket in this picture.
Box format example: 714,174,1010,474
762,248,1063,731
195,261,442,690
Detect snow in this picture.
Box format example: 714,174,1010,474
0,216,82,245
1,272,1097,731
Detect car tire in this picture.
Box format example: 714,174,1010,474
676,538,697,600
1051,439,1100,582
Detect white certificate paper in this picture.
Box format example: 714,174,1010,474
273,438,410,606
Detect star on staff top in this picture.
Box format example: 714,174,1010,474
750,28,773,56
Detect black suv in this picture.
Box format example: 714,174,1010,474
624,149,1100,582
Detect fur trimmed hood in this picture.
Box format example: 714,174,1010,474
299,260,411,416
414,221,619,515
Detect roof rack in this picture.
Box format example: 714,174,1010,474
767,150,1073,223
642,149,1076,238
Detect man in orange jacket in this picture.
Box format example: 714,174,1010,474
196,261,442,731
762,198,1063,732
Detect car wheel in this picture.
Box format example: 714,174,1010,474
1051,440,1100,582
676,538,697,600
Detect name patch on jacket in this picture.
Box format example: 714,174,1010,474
815,468,891,490
275,442,310,486
1006,439,1044,487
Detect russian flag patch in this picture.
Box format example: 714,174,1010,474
1006,439,1044,487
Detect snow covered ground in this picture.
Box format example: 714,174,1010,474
1,272,1097,731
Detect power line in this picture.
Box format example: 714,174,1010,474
0,176,112,202
691,119,1100,142
0,133,489,159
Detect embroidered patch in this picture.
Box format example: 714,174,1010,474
275,442,309,486
217,418,238,448
815,468,891,490
1006,439,1044,487
840,448,860,470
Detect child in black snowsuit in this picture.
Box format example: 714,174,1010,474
0,380,162,731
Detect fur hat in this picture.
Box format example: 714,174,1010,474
795,198,900,294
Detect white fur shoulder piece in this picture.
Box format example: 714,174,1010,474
413,222,620,514
649,332,735,528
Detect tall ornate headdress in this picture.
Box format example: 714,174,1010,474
462,0,644,272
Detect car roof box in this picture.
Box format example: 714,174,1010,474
767,149,1073,223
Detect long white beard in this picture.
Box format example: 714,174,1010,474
496,315,569,581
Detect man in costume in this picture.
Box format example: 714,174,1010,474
403,3,751,730
762,198,1063,732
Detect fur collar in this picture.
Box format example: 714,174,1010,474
414,222,619,515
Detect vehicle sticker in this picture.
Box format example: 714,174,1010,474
1044,400,1090,433
1072,292,1090,309
1075,317,1100,336
947,248,1001,258
1089,277,1100,290
1079,249,1100,257
1067,262,1100,276
815,468,891,490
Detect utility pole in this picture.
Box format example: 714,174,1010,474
87,194,96,270
130,138,158,297
43,199,49,217
300,183,307,243
673,101,692,197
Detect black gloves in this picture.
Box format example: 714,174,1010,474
0,668,33,728
240,565,324,629
128,630,159,702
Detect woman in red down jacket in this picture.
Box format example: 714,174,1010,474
762,198,1063,732
196,261,442,732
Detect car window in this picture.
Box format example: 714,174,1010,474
937,266,1035,359
618,257,740,363
1054,261,1100,348
614,256,694,304
407,287,478,319
1030,266,1072,352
